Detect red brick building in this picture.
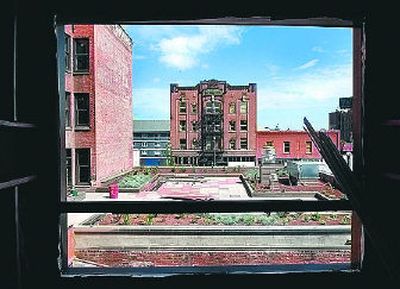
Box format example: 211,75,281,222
170,80,257,166
256,130,340,164
64,24,133,187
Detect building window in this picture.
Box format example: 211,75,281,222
229,139,236,150
306,141,313,154
179,120,186,131
73,38,89,72
179,139,187,150
65,34,71,71
191,103,197,113
283,141,290,154
75,93,90,127
263,141,274,148
240,101,248,114
65,92,71,128
240,120,247,131
205,139,212,150
229,102,236,114
205,101,221,114
66,148,72,186
192,138,198,149
240,138,248,149
192,120,197,132
179,101,187,113
229,120,236,131
75,148,90,184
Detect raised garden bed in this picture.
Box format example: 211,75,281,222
89,212,352,226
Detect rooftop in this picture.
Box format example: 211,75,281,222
133,120,170,133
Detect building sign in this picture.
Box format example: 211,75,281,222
203,88,223,96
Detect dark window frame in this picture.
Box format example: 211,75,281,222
64,33,71,72
229,120,236,131
240,100,248,114
179,138,187,149
283,141,290,154
306,140,313,154
229,138,236,150
52,17,366,282
73,38,89,73
191,103,197,114
75,148,91,184
179,120,186,131
66,148,72,186
74,93,90,128
240,137,248,149
240,119,247,131
179,100,187,113
65,91,71,128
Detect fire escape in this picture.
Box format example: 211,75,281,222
198,93,225,166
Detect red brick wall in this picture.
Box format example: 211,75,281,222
170,88,198,150
93,25,133,182
65,25,97,181
223,87,257,150
75,250,350,267
170,82,257,152
256,130,340,160
65,25,133,185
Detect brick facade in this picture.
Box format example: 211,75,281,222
170,80,257,166
256,130,340,163
65,24,133,186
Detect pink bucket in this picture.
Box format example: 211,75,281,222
109,183,119,199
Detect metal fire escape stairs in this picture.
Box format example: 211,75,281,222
198,93,225,166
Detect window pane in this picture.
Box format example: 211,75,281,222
76,149,90,184
75,93,89,126
65,92,70,127
240,101,248,113
65,34,71,71
76,56,89,71
75,39,89,53
74,39,89,71
66,149,72,186
78,111,89,126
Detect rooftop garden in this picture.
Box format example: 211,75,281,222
92,212,351,226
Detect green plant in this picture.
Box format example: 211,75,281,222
121,214,130,225
70,188,79,196
145,214,156,225
311,213,321,222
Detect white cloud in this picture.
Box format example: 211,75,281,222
258,64,352,110
295,59,319,70
155,26,243,70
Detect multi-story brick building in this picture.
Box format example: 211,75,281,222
170,80,257,166
256,129,340,165
64,24,133,187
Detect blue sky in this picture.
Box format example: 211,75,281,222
123,25,352,130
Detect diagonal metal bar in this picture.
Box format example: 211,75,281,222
304,117,395,278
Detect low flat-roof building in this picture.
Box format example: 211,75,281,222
133,120,170,166
256,129,340,165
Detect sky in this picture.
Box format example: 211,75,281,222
123,25,352,130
